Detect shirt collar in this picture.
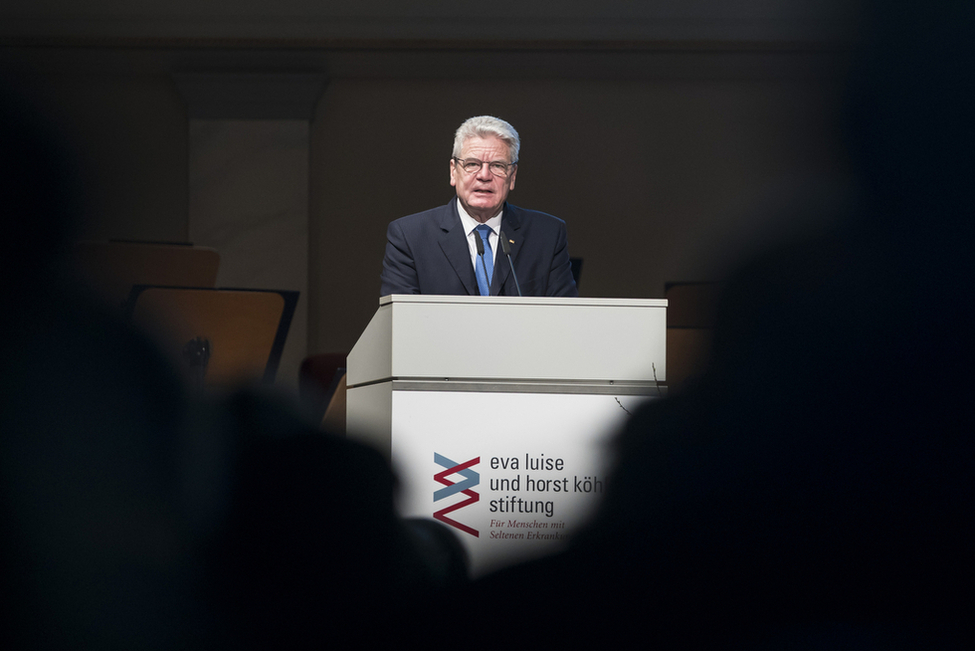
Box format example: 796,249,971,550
456,199,503,235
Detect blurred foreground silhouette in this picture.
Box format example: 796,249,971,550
455,2,975,647
0,78,463,650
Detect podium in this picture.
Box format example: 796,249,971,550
347,294,667,575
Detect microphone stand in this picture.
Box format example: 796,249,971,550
499,230,523,297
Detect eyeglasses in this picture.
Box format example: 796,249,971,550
452,157,517,178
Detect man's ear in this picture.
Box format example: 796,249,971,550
449,159,458,187
507,165,517,191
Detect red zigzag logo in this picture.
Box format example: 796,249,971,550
433,454,480,537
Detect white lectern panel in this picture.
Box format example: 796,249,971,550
346,295,667,576
390,390,649,576
347,295,667,386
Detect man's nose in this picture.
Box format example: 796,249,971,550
475,162,493,180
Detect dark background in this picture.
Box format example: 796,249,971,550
0,0,859,385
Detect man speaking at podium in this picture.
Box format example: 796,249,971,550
380,116,578,297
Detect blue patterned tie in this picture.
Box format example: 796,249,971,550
475,224,494,296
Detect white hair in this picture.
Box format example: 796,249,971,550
452,115,520,163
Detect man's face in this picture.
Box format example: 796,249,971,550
450,135,517,223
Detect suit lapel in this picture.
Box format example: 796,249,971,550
438,200,478,295
493,204,521,295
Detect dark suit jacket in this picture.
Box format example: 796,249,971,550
380,199,578,297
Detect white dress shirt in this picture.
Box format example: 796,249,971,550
456,199,501,273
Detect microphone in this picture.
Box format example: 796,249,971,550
474,231,491,295
499,230,523,297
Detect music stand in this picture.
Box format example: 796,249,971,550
128,286,299,388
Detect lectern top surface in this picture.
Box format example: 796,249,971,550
379,294,667,308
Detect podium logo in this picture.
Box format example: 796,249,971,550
433,453,480,537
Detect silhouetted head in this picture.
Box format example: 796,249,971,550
0,78,82,296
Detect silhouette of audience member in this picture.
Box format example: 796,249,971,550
203,390,468,649
1,78,205,649
1,79,464,650
456,1,975,647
